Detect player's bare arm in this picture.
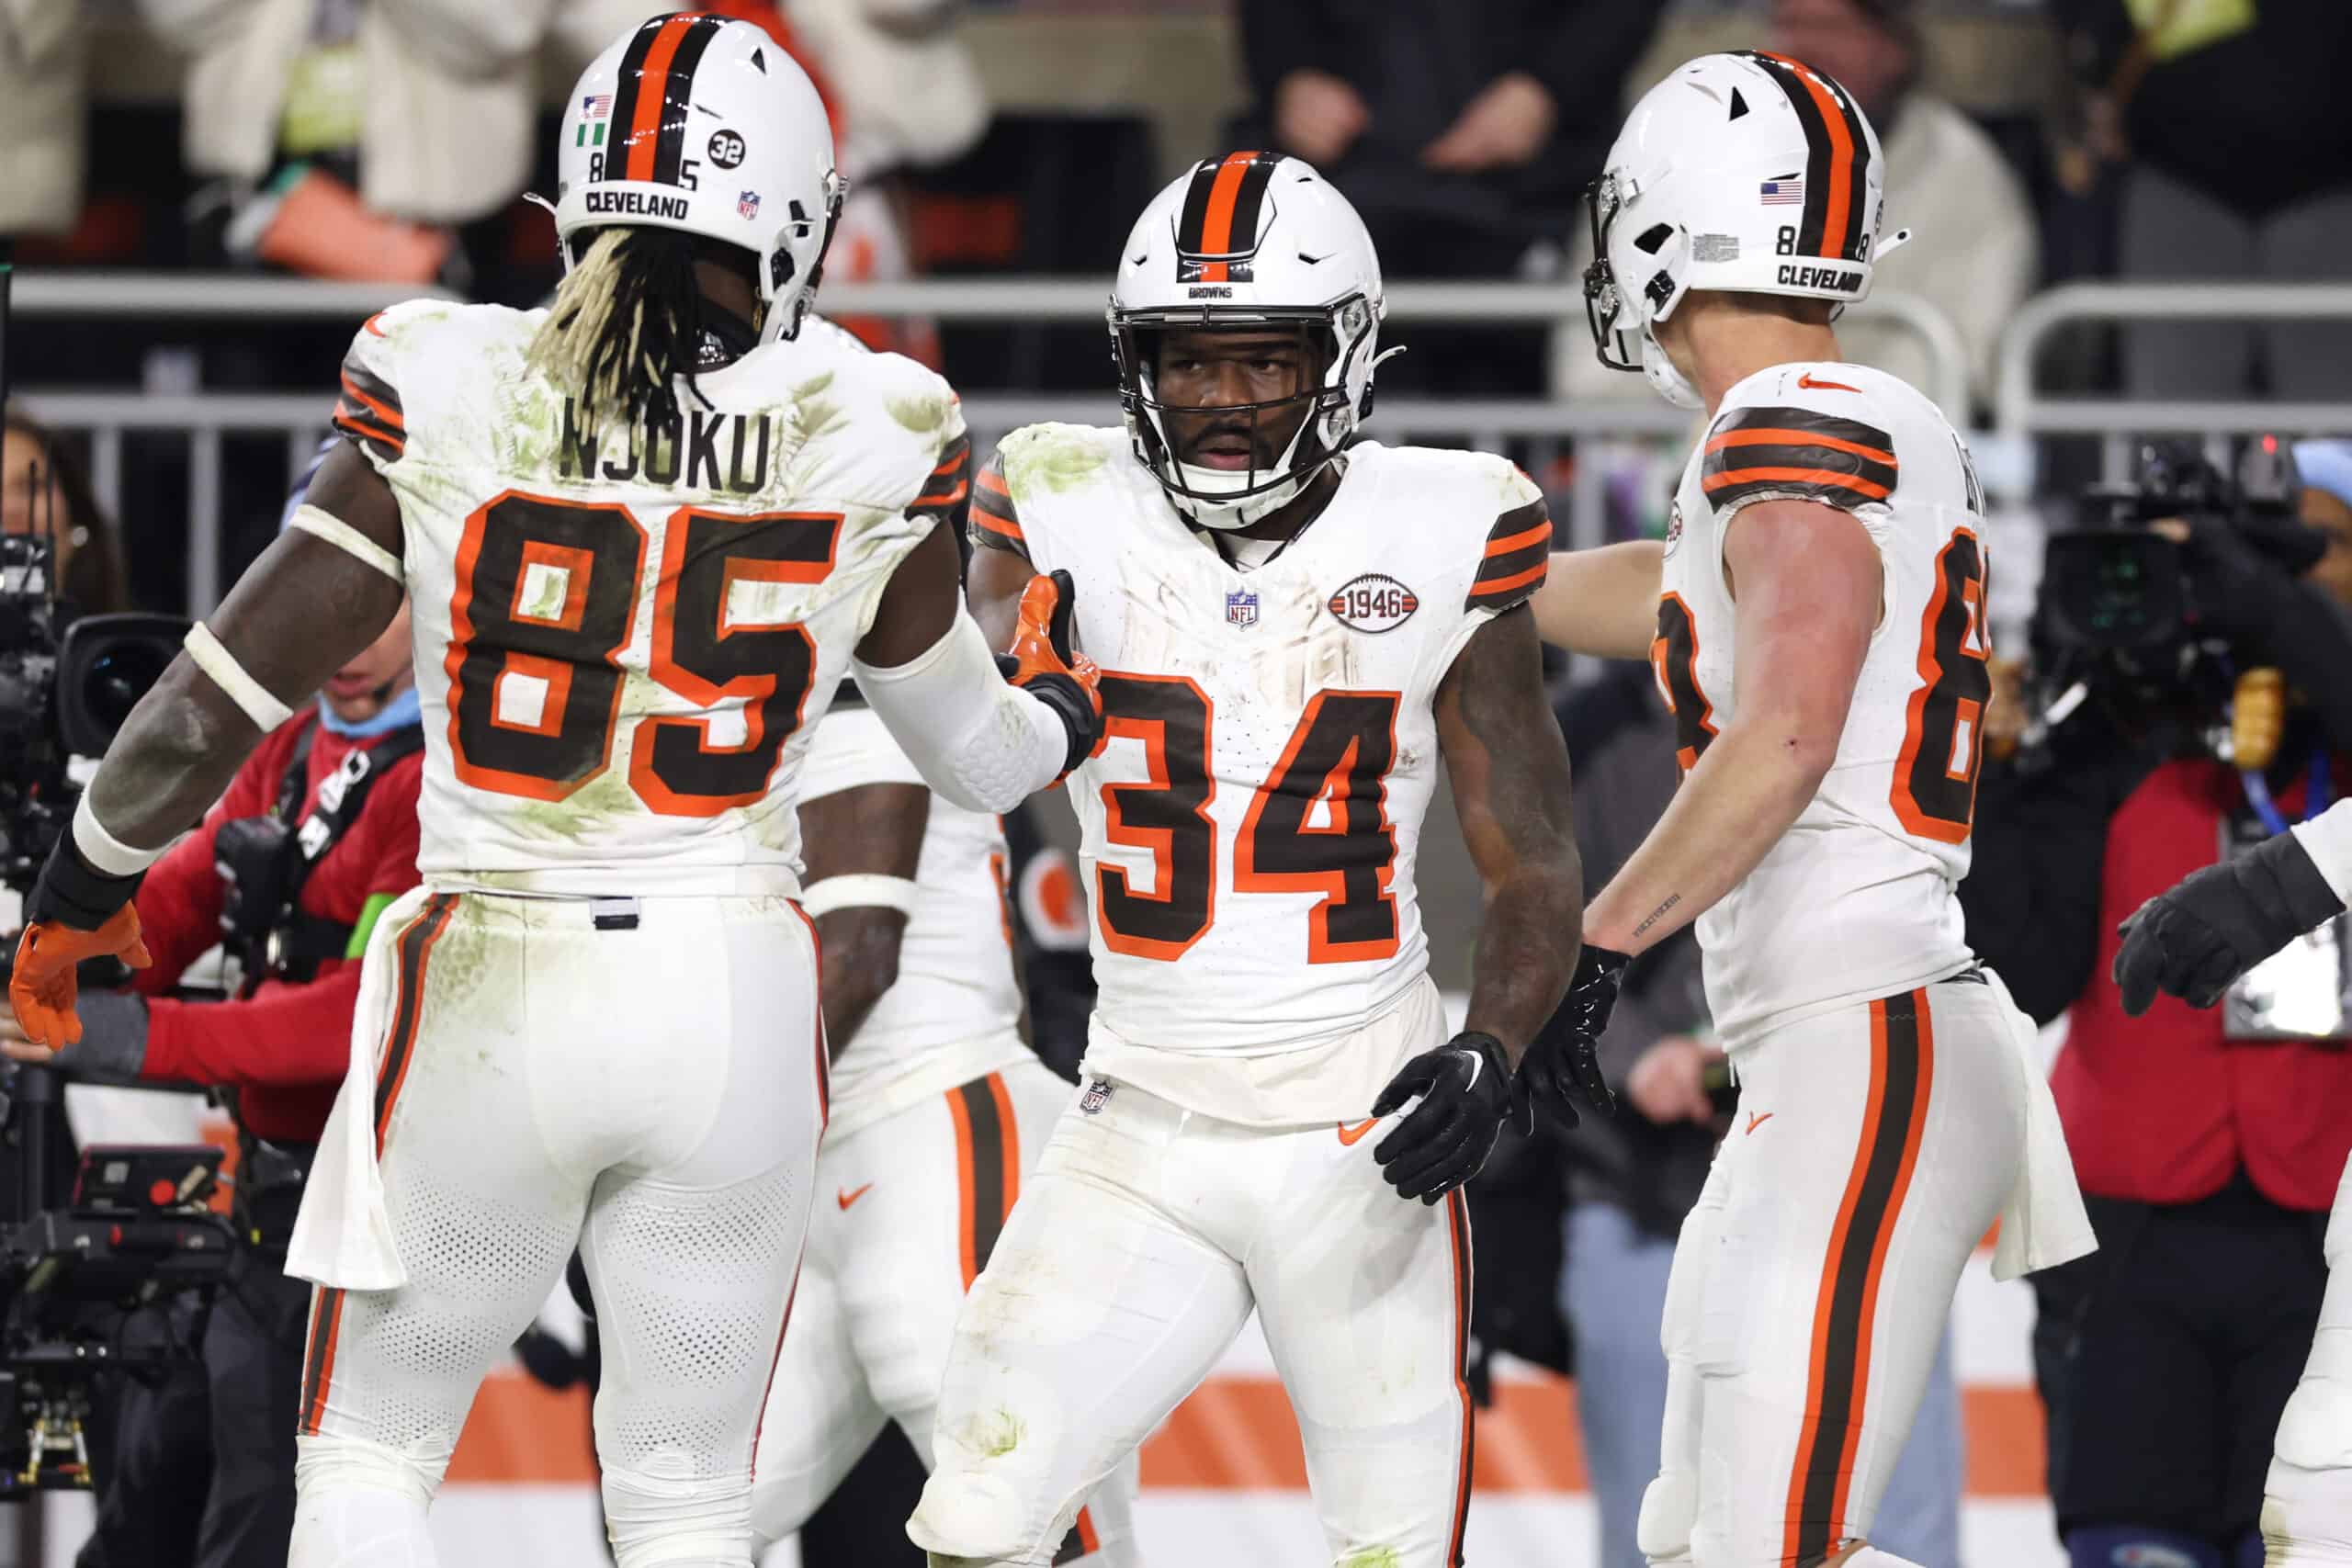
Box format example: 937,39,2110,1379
1528,540,1665,659
1370,604,1584,1203
800,780,930,1054
8,442,405,1049
965,534,1032,649
1437,604,1584,1058
1581,498,1880,955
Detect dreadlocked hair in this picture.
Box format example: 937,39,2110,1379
526,227,749,434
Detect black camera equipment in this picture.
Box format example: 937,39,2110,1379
0,244,222,1496
2023,438,2323,751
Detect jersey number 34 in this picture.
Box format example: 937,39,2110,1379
1091,677,1401,965
446,491,836,815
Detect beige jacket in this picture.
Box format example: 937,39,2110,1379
0,0,92,233
137,0,665,225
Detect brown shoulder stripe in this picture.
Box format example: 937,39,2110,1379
1703,406,1894,512
1467,497,1553,610
911,433,972,519
334,358,406,464
967,457,1029,559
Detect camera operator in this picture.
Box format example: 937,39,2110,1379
1960,439,2352,1568
1,597,424,1568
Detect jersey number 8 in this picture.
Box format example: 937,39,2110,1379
447,491,838,815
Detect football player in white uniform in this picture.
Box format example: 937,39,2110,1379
5,17,1099,1568
2115,801,2352,1564
748,681,1138,1562
904,152,1605,1568
1526,51,2092,1568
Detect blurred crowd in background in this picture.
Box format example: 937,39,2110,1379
7,3,2352,1567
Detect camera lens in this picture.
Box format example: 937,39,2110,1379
82,643,175,736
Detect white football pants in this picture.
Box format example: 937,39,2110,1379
907,1074,1473,1568
750,1056,1138,1561
288,891,825,1568
2266,1156,2352,1564
1645,975,2024,1568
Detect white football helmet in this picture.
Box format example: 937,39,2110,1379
1585,51,1889,408
552,13,845,345
1109,152,1389,530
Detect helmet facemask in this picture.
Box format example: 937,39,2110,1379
1582,172,1705,411
1112,304,1373,531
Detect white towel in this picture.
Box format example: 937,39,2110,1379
285,885,429,1292
1987,970,2097,1281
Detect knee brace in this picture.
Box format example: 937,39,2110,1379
601,1461,753,1568
2065,1524,2223,1568
1637,1469,1698,1564
906,1466,1037,1566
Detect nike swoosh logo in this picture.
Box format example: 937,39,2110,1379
837,1183,874,1210
1336,1118,1379,1146
1128,253,1150,266
1746,1111,1774,1134
1797,372,1859,393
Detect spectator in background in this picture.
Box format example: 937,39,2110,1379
2056,0,2352,399
1770,0,2036,412
1962,442,2352,1568
0,1,90,237
780,0,991,367
5,412,131,615
1237,0,1663,393
133,0,661,285
1548,660,1965,1568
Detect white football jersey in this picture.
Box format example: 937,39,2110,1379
974,424,1549,1120
796,700,1033,1139
1657,361,1990,1044
333,304,968,897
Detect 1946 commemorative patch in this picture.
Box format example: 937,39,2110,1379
1326,573,1419,633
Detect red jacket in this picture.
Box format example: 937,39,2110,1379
133,711,425,1144
2053,757,2352,1213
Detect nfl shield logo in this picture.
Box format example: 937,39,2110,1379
1226,588,1259,628
738,190,761,221
1080,1077,1114,1115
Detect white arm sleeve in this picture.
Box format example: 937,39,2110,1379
851,611,1069,813
2292,799,2352,908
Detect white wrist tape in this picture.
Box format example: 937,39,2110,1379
852,611,1067,814
72,793,166,876
799,874,922,919
184,623,294,733
2293,798,2352,908
288,503,403,582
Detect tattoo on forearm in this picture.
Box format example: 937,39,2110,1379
1631,894,1681,940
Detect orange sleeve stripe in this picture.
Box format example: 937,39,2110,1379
1470,560,1548,598
333,408,406,455
976,468,1013,500
912,477,971,510
338,371,404,432
1484,520,1552,557
1703,467,1892,501
972,506,1025,543
1704,427,1892,465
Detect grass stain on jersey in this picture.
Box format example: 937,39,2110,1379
967,1408,1025,1459
1339,1551,1400,1568
507,762,642,843
887,392,951,434
1000,424,1105,497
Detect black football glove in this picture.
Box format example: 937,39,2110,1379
1369,1032,1515,1204
1515,943,1629,1131
2113,831,2345,1015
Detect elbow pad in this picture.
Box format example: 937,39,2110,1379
852,614,1073,814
